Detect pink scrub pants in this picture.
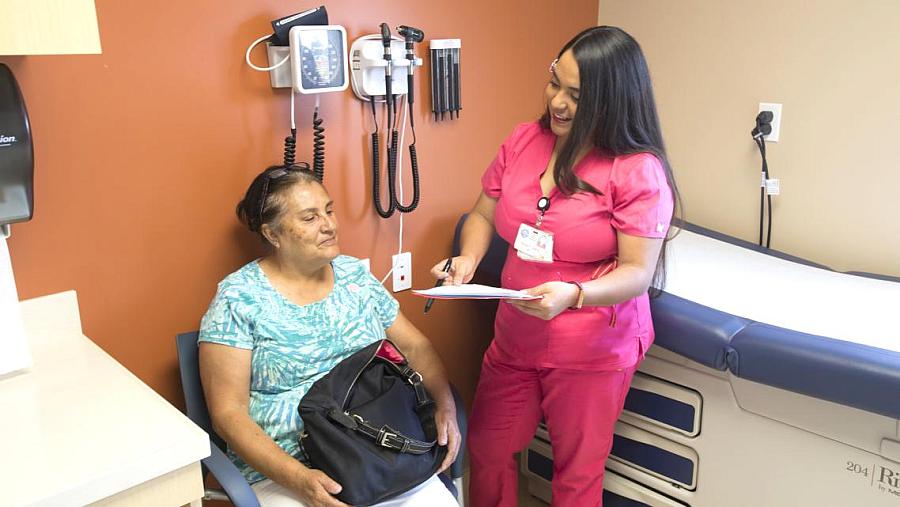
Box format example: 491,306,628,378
467,344,637,507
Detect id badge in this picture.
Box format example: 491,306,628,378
514,223,554,263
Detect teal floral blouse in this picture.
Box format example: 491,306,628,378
199,255,399,483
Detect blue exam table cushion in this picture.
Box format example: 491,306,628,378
650,292,748,371
730,322,900,419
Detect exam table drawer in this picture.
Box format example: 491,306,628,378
522,437,690,506
622,372,702,437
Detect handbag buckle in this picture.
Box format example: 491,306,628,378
377,426,400,448
407,371,423,385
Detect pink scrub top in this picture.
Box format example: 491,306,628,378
482,122,674,371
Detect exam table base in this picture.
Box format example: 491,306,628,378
522,349,900,506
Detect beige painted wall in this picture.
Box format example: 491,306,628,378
600,1,900,276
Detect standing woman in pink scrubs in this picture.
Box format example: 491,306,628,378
431,26,680,506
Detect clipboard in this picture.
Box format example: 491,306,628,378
413,283,541,301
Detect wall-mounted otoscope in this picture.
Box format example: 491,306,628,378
380,23,394,127
377,23,399,218
397,25,424,108
392,24,424,214
349,26,424,218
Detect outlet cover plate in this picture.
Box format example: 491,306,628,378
392,252,412,292
758,102,782,142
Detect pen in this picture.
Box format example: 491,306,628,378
424,258,453,314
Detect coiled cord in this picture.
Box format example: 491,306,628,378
386,129,398,211
371,97,395,218
388,130,399,185
370,94,420,217
395,144,420,213
395,113,420,213
372,131,396,218
283,128,297,168
312,109,325,182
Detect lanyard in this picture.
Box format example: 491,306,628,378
535,196,551,228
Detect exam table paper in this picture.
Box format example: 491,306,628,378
0,236,31,375
413,284,540,300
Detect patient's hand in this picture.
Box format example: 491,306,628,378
435,401,462,474
291,469,349,507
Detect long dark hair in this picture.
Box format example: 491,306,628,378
540,26,682,294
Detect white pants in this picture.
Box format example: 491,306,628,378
251,474,457,507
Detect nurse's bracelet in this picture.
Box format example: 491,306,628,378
566,280,585,310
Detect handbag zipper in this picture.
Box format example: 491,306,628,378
339,340,417,410
341,344,381,410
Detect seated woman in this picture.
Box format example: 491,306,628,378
199,165,461,507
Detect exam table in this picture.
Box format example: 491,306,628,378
456,221,900,506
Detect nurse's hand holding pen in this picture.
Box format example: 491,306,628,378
507,281,580,321
430,255,477,285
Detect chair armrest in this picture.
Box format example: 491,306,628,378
203,441,261,507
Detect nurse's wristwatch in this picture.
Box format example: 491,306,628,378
566,280,585,310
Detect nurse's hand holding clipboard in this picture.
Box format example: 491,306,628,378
507,281,580,320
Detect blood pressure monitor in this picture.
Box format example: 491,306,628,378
288,25,349,94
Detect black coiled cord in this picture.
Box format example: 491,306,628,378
386,128,398,210
312,109,325,182
370,95,421,216
283,128,297,168
389,130,399,190
371,97,395,218
373,131,397,218
394,144,421,212
395,115,421,213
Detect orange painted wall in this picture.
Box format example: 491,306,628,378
1,1,598,407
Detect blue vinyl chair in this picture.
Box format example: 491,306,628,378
176,331,467,506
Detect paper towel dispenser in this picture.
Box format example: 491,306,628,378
0,63,33,229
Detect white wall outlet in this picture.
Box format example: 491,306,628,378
391,252,412,292
359,258,371,272
758,102,783,142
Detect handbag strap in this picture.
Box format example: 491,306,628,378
352,417,435,455
374,356,433,409
325,343,438,456
328,409,436,455
396,364,431,409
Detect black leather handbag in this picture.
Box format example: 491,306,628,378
298,339,447,506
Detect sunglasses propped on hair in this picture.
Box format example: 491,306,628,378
256,165,309,229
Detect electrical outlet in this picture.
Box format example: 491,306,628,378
758,102,782,142
359,258,371,272
391,252,412,292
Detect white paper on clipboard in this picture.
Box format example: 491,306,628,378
413,283,541,300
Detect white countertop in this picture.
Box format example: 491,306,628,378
0,291,210,506
664,230,900,352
